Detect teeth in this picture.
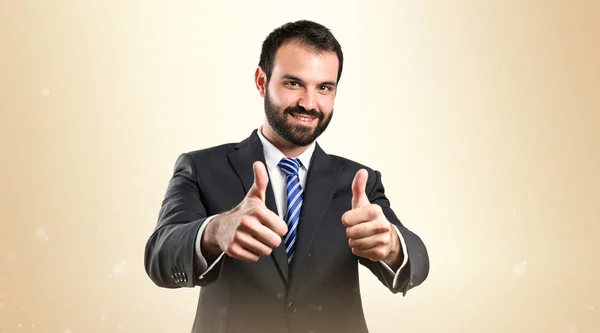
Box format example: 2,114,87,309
292,114,312,121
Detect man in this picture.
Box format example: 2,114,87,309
144,20,429,333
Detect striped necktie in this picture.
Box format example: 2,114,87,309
277,157,303,263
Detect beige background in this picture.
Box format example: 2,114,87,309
1,0,599,332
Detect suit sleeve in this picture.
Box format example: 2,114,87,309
358,169,430,296
144,153,223,288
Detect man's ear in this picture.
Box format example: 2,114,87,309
255,66,267,97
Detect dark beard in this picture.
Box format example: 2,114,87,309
264,89,333,147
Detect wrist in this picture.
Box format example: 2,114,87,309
383,225,402,269
201,214,225,256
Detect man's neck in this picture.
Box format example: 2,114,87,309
260,125,312,158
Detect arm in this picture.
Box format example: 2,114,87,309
194,215,226,286
378,225,409,289
144,153,223,288
358,169,430,296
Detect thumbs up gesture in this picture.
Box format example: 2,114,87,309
342,169,399,262
201,161,288,262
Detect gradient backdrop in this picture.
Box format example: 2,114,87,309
1,1,599,332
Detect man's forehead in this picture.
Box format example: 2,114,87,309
272,42,338,82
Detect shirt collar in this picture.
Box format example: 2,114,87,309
256,126,315,172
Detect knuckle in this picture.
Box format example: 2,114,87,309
273,223,286,237
382,233,391,243
369,204,382,216
245,221,259,234
341,214,348,226
345,227,353,239
239,216,251,227
225,244,237,255
376,222,390,233
232,231,244,243
250,205,263,217
272,235,282,247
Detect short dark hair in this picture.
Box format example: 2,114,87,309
258,20,344,84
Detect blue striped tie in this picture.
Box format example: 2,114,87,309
277,157,303,263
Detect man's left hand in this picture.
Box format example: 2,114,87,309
341,169,400,263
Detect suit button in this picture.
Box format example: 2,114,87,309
287,302,298,313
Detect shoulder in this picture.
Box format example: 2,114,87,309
326,153,385,193
169,142,238,173
325,153,392,207
185,142,237,161
327,153,378,175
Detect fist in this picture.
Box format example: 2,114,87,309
341,169,395,262
202,161,288,262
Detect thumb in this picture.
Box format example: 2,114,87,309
247,161,269,202
351,169,370,209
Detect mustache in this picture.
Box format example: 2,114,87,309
284,106,323,119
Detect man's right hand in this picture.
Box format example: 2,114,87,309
201,161,288,262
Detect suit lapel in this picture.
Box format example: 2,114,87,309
289,143,343,291
227,130,290,283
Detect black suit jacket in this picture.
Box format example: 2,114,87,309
144,129,429,333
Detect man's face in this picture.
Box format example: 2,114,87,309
262,41,338,147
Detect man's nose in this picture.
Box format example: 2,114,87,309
298,89,317,111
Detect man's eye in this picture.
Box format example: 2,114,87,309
319,85,332,91
286,81,299,87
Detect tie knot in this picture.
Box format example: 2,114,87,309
278,158,302,176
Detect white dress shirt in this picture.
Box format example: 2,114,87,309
195,127,409,288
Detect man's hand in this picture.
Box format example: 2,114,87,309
201,161,288,262
342,169,400,265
